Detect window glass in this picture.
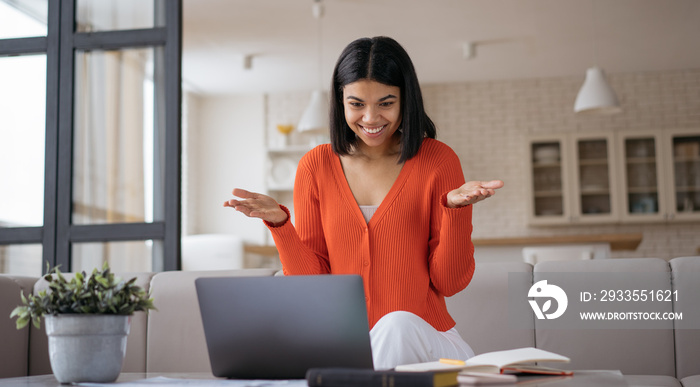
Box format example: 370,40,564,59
0,0,47,38
76,0,156,32
577,139,611,215
73,48,159,225
72,240,157,273
625,138,659,214
0,54,46,228
531,142,563,216
0,244,42,276
672,135,700,214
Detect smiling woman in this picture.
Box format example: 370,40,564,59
225,36,503,370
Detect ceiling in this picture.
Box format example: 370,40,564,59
182,0,700,96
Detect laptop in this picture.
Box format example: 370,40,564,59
195,274,374,379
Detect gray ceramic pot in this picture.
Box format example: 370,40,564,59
45,315,131,384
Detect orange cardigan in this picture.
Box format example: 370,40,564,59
267,138,475,331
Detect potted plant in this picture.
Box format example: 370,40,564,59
10,263,155,384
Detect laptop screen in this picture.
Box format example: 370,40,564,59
195,274,374,379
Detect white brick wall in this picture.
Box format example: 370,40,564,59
423,69,700,260
266,69,700,260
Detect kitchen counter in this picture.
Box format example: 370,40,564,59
472,233,642,251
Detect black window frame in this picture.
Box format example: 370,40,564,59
0,0,182,272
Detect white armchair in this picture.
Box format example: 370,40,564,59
181,234,244,271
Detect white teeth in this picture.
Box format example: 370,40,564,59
362,125,385,134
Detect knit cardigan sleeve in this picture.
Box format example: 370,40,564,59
426,146,476,297
264,150,331,275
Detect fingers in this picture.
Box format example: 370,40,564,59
223,199,244,208
458,180,504,206
225,189,263,210
232,188,257,199
466,180,504,200
481,180,505,189
224,189,288,225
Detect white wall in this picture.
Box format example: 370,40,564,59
187,93,268,245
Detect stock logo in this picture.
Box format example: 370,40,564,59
528,280,568,320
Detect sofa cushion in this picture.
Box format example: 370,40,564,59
145,268,277,373
681,375,700,387
0,275,37,378
533,258,675,376
27,272,155,375
446,262,535,355
670,256,700,380
624,375,682,387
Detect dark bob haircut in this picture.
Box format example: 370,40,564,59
329,36,436,163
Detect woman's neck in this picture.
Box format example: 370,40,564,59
352,132,402,161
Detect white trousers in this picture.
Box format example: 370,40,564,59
369,311,475,370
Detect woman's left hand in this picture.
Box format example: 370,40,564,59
446,180,504,208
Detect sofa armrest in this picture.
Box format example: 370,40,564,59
671,256,700,380
146,268,277,373
0,275,39,378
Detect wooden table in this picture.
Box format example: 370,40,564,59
0,370,629,386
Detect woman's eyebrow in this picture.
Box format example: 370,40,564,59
345,94,397,102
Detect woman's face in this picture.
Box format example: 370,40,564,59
342,79,402,151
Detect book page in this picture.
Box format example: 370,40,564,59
395,361,468,372
394,347,569,374
465,347,569,369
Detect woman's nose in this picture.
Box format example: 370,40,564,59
362,106,379,122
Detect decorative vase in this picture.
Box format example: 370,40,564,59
45,315,131,384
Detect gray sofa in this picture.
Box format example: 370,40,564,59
1,257,698,386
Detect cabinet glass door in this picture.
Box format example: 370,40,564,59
671,135,700,217
624,137,660,216
531,141,564,218
576,138,613,218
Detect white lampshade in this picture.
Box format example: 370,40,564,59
297,90,329,134
574,67,622,115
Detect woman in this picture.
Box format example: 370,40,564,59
225,36,503,369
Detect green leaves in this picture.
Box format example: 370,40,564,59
9,263,156,330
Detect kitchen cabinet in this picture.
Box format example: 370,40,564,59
528,136,568,225
665,129,700,221
528,129,700,225
617,129,700,222
616,131,666,222
570,133,620,223
527,133,618,225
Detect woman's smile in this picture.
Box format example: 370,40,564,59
359,124,387,135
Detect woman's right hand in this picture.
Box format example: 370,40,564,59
223,188,288,226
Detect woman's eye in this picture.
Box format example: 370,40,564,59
380,102,394,107
349,102,364,108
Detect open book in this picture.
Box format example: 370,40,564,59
394,347,573,376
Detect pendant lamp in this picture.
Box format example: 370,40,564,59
574,0,621,115
298,90,328,133
298,0,330,140
574,67,622,114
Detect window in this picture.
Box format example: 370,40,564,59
0,0,182,274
